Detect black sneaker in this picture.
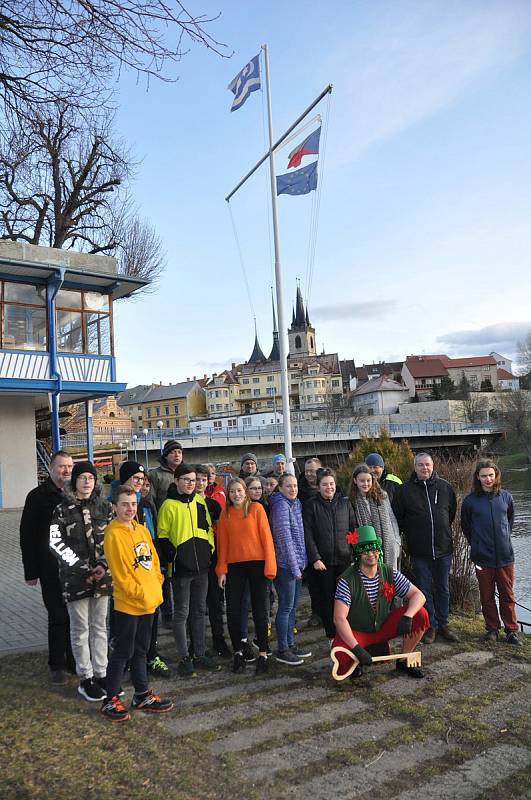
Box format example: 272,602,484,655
506,632,522,646
275,650,304,666
255,655,268,675
241,640,256,663
78,678,106,702
421,626,436,645
193,654,221,671
177,656,196,677
232,652,246,673
131,689,174,713
396,660,424,679
483,629,499,642
101,695,131,723
252,638,273,656
290,645,312,658
50,669,67,685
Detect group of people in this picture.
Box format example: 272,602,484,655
20,440,522,721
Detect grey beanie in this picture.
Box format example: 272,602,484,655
240,452,258,468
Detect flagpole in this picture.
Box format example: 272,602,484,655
262,42,294,470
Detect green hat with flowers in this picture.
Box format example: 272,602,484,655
345,525,383,563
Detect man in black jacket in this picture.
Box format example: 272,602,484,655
392,452,458,644
20,450,75,684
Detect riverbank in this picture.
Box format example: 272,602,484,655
1,610,530,800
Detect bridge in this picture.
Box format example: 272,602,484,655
62,420,505,468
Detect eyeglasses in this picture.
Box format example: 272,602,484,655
179,478,196,484
131,475,144,482
78,475,95,482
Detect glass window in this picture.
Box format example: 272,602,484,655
86,313,110,355
56,309,83,353
155,407,160,416
267,375,274,382
4,282,46,305
56,289,82,309
242,378,249,384
83,292,109,311
147,408,151,418
253,389,260,396
3,305,47,350
253,377,260,383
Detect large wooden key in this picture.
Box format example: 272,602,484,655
330,646,422,681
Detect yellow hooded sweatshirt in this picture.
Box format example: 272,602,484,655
104,518,163,615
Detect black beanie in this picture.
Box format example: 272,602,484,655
163,440,183,459
173,462,196,480
71,461,97,487
119,461,145,485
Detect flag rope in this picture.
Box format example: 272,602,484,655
227,201,255,319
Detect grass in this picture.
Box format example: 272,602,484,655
1,614,530,800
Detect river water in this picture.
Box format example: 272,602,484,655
505,468,531,630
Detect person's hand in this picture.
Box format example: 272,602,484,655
313,560,327,571
25,579,38,587
352,644,373,666
218,574,226,589
396,615,413,636
91,565,106,581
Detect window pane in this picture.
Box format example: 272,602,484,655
56,310,83,352
56,289,82,309
3,305,47,350
4,282,46,306
86,313,110,355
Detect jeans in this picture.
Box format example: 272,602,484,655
274,567,302,652
411,553,452,629
106,611,153,699
225,561,268,653
207,563,226,643
172,573,208,658
160,574,173,618
40,573,75,672
67,595,109,680
475,564,518,633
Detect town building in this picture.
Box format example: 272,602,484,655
497,368,519,391
351,375,409,416
0,241,145,507
190,410,283,435
62,396,132,443
116,384,153,428
141,380,206,430
402,354,498,399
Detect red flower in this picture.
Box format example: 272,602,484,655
346,530,359,545
382,581,395,602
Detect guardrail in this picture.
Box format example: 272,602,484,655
62,420,504,449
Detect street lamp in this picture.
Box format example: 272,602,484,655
119,441,125,462
142,428,149,469
157,420,164,454
132,434,138,461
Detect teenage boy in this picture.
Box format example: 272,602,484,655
119,461,171,678
49,461,112,702
102,485,174,722
157,463,219,676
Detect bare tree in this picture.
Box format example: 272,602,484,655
0,0,228,114
0,102,165,290
500,390,531,463
517,329,531,377
460,393,488,424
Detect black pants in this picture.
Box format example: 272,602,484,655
146,608,160,663
226,561,268,653
207,562,225,643
106,611,153,699
316,563,350,638
304,565,322,617
40,573,75,672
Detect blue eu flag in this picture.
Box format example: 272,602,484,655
228,55,261,112
276,161,318,196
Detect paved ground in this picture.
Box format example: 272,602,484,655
3,508,531,799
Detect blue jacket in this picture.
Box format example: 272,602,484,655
461,490,514,568
269,491,307,578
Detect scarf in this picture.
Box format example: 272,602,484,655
353,493,400,569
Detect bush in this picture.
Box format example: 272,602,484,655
336,430,414,493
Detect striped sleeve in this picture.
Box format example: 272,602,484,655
393,569,411,597
335,577,352,607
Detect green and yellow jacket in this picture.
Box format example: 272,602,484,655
157,484,214,576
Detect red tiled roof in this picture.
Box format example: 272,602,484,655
446,356,496,368
403,358,448,378
497,368,515,380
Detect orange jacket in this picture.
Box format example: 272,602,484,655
215,502,276,580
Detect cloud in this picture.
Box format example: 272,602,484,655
312,299,396,322
194,357,245,369
329,1,531,164
437,321,530,353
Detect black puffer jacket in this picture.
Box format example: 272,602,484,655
303,492,356,566
392,471,456,559
20,478,65,581
49,487,113,602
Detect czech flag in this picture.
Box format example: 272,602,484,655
287,127,321,169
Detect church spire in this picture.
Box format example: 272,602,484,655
268,288,280,361
248,318,266,363
294,285,306,327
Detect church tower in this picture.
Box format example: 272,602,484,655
288,285,316,357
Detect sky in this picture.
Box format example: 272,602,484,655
111,0,531,386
